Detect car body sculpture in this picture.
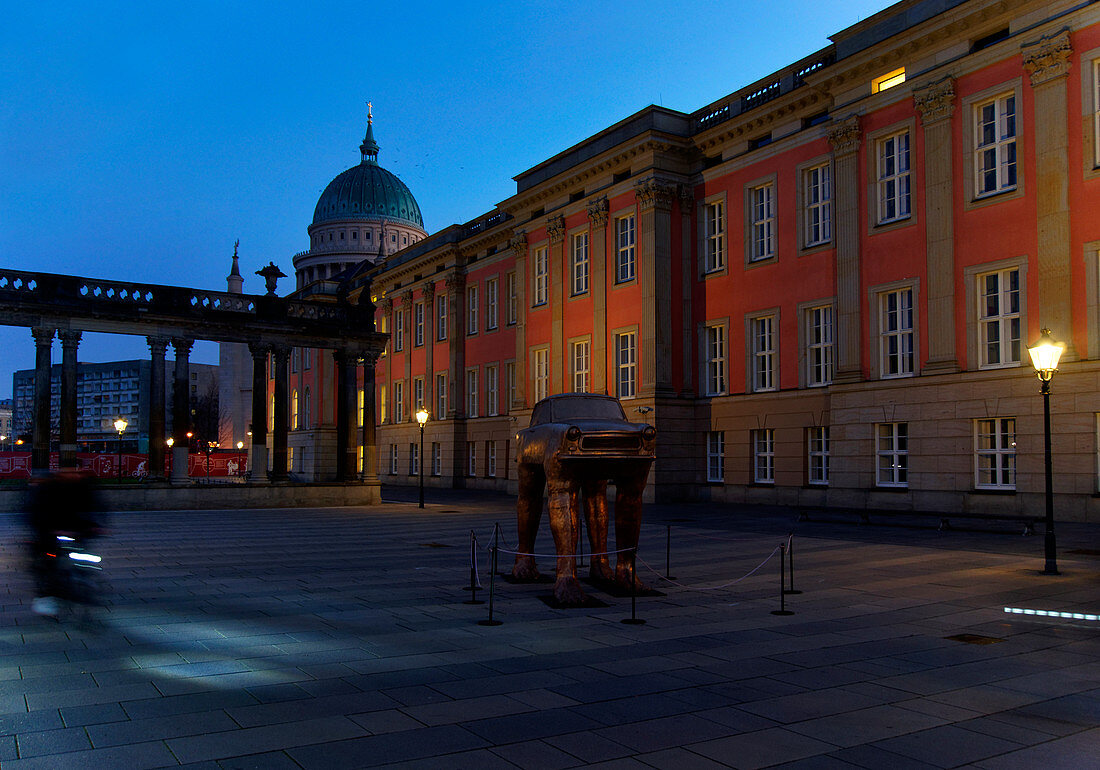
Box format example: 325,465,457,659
512,393,656,605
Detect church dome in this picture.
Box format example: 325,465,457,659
311,118,424,229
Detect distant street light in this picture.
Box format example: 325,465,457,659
205,440,219,482
415,407,429,509
236,441,245,476
1028,328,1065,576
166,437,174,477
113,418,128,482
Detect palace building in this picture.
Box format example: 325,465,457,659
240,0,1100,521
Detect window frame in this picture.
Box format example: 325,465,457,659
436,295,448,341
615,214,637,283
505,271,518,325
801,302,834,387
703,322,728,396
413,301,425,347
570,338,590,393
532,347,549,403
752,428,775,484
745,177,777,264
875,128,912,225
435,371,447,419
973,93,1017,198
393,306,405,351
808,426,829,486
486,363,499,416
747,312,778,393
393,380,404,423
570,230,590,296
486,276,499,330
962,79,1024,209
875,283,917,379
465,368,478,418
706,431,725,483
614,330,638,400
700,195,727,275
800,161,832,250
974,417,1016,490
876,422,909,488
532,245,549,306
466,285,479,335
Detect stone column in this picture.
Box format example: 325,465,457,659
828,116,863,383
635,177,677,396
333,349,357,481
915,78,959,374
58,330,81,468
271,346,290,481
1024,30,1074,355
547,214,565,394
146,336,169,479
510,232,528,410
679,185,695,396
588,198,609,394
31,327,54,474
445,273,466,485
361,355,379,484
248,344,269,480
170,338,193,483
422,282,436,414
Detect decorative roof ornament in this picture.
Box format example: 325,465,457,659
360,101,380,164
256,262,286,296
229,239,242,278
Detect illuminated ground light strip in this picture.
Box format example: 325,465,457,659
1004,607,1099,621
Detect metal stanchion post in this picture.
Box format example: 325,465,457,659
464,530,484,605
784,533,801,595
478,524,502,626
621,547,646,625
772,544,794,616
665,524,676,580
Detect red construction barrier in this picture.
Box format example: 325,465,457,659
0,452,248,480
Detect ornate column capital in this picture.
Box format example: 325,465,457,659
248,341,270,359
377,296,393,315
1023,28,1072,87
587,197,609,229
546,214,565,244
421,281,435,301
444,273,466,293
510,230,528,258
827,115,862,156
58,329,82,349
678,184,695,211
171,337,194,357
31,327,54,346
146,335,170,355
913,77,955,125
634,177,676,212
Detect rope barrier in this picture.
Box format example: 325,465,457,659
472,530,634,560
636,545,782,592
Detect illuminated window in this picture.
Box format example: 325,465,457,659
872,67,906,93
291,389,299,430
357,388,364,427
975,418,1016,490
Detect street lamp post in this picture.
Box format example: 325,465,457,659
1027,328,1064,576
166,437,174,477
415,408,429,509
113,418,128,483
0,434,6,452
237,441,245,476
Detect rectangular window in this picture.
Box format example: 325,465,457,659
467,286,479,335
487,440,497,478
409,442,419,476
749,183,775,262
431,442,441,476
436,295,448,341
506,272,518,325
753,429,775,484
533,348,549,403
389,444,399,475
466,369,478,417
751,315,776,392
379,385,387,424
979,268,1021,367
533,246,548,306
872,66,906,93
571,340,590,392
808,426,829,486
616,215,636,283
803,164,831,247
506,362,516,412
880,288,914,377
486,277,499,330
615,332,637,399
571,232,589,295
304,348,312,370
877,422,908,487
292,348,299,373
704,201,725,273
486,364,499,416
877,131,911,223
706,431,724,483
975,94,1017,197
413,377,424,411
394,308,405,351
705,324,726,395
413,302,424,347
357,388,364,427
806,305,834,387
393,381,404,423
467,441,477,477
975,417,1016,489
435,372,447,418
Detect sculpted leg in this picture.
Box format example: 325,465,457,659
613,469,650,591
547,479,586,605
512,463,544,581
582,479,613,581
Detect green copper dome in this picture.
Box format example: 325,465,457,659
311,119,424,229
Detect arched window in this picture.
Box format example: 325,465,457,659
291,389,300,430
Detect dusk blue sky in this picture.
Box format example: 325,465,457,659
1,0,890,399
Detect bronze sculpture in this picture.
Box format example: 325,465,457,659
512,394,656,606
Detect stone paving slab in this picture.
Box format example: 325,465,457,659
0,490,1096,767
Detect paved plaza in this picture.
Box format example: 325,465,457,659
0,489,1097,768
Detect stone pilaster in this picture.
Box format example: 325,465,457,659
915,77,959,374
679,185,695,396
827,116,863,382
548,214,565,395
588,198,609,394
510,232,528,410
445,273,467,485
422,281,436,414
1023,29,1074,356
401,290,414,418
635,177,677,397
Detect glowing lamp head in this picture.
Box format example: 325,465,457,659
237,441,244,450
114,418,128,434
166,438,174,448
415,408,430,427
1028,328,1065,381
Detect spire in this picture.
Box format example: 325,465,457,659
360,101,380,164
227,239,244,295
